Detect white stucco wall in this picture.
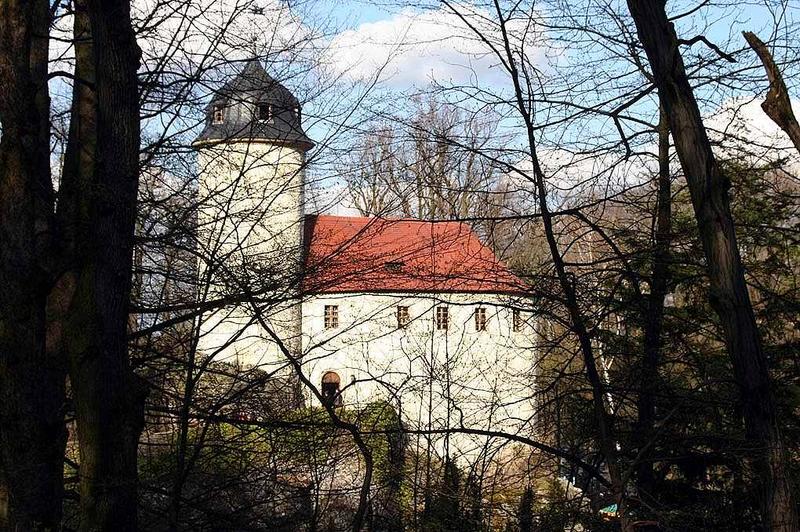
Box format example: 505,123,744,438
194,139,538,457
196,141,305,367
299,291,538,455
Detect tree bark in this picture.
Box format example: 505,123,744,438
742,31,800,154
0,0,67,528
59,1,146,529
626,2,798,530
635,103,671,507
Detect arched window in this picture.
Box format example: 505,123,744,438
321,371,342,407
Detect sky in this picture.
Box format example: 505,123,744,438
293,0,798,215
319,1,534,89
115,0,799,139
315,0,796,86
306,1,799,145
47,0,787,215
295,0,799,142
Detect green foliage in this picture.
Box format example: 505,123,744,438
623,159,798,527
419,457,488,531
527,156,799,529
138,401,414,530
462,474,483,532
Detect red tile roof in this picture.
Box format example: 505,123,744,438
302,215,527,295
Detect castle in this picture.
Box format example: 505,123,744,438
193,60,537,453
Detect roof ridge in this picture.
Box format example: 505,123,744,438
305,213,470,225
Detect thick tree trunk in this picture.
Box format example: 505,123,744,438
0,0,66,528
635,104,671,506
59,1,146,529
626,2,798,530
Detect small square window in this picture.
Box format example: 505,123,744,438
257,103,272,121
324,305,339,329
397,306,410,328
435,306,449,331
475,307,487,332
212,105,224,124
512,308,522,332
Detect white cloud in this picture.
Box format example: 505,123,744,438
133,0,316,67
501,96,800,212
325,5,543,89
705,97,800,163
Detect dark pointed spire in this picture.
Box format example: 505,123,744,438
194,59,314,151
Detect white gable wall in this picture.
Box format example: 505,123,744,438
300,291,537,455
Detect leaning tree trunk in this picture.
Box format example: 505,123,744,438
625,2,798,530
60,1,147,529
0,0,67,528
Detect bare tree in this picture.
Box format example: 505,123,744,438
634,103,671,505
346,94,506,223
50,0,148,528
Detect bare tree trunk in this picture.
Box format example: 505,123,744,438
0,0,66,528
635,103,671,507
59,1,147,529
742,31,800,154
626,3,798,530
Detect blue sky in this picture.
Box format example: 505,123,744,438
321,0,396,28
297,0,799,213
304,0,799,134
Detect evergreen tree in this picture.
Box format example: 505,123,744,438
423,457,462,531
517,486,534,532
464,473,483,531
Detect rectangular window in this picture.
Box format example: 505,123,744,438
512,308,522,332
385,260,404,272
474,307,487,332
324,305,339,329
212,105,224,124
397,306,410,328
435,306,449,331
257,103,272,121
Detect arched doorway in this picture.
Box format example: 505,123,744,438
321,371,342,407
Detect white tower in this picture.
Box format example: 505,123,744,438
194,60,314,369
